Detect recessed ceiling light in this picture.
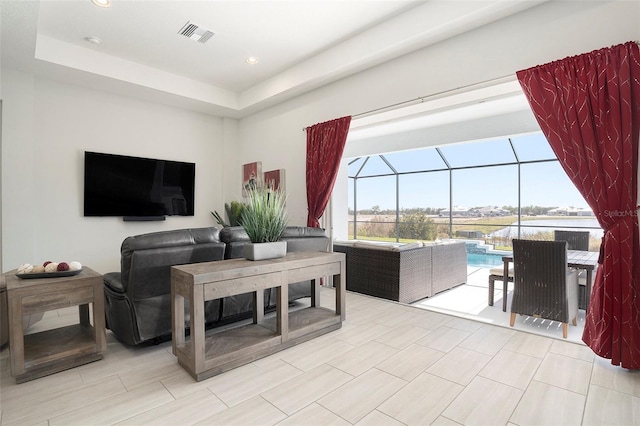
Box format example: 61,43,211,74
85,36,102,45
91,0,111,8
246,57,259,65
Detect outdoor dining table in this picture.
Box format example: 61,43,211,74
499,249,600,312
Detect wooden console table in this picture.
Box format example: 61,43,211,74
6,267,106,383
171,251,345,381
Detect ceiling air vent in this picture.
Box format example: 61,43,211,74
178,21,214,44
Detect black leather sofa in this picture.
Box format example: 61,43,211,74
104,226,329,345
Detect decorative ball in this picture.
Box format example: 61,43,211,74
44,262,59,273
17,263,33,274
32,265,45,274
68,261,82,271
57,262,70,271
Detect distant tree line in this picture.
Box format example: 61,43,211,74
349,205,558,216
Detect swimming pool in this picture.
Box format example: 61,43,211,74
467,252,504,268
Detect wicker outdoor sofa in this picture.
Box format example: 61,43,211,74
333,240,467,303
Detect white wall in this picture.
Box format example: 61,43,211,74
1,70,228,273
235,0,640,239
2,1,638,272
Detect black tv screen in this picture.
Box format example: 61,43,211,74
84,151,195,218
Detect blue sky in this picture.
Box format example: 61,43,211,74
347,133,591,211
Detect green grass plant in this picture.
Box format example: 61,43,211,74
241,185,288,243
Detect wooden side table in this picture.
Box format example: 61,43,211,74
6,267,106,383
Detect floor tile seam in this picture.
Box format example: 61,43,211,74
349,367,412,424
78,380,177,422
207,364,307,409
237,395,288,424
501,375,543,426
529,378,592,399
206,386,233,411
475,373,531,395
588,377,640,399
314,398,357,425
587,383,640,402
258,367,357,419
370,333,428,353
36,376,130,426
426,374,476,426
478,347,543,391
438,413,464,425
440,373,525,425
356,346,429,381
500,345,549,360
255,392,303,421
326,352,393,379
370,408,412,426
156,374,181,405
547,342,594,361
528,352,589,397
107,381,182,426
160,372,206,400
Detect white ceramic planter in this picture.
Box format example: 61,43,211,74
243,241,287,261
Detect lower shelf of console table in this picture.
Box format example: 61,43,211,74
171,251,345,381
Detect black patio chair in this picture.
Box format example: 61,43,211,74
509,239,578,338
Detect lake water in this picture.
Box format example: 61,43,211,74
489,218,602,238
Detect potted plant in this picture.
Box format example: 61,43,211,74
241,184,288,260
211,201,245,227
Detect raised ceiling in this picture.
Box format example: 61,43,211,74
1,0,546,118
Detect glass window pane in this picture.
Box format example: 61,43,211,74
353,176,396,240
399,171,450,240
439,138,516,167
520,162,601,250
354,175,396,212
399,171,449,213
452,165,518,209
511,133,557,161
356,155,395,177
382,148,447,173
347,157,366,177
451,165,518,243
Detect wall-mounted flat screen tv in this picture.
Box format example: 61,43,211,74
84,151,195,218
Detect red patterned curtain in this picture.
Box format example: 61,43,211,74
306,116,352,228
517,41,640,368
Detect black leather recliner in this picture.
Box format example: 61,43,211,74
103,227,226,345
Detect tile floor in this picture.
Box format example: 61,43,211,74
1,286,640,425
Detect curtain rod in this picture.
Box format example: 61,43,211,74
302,74,516,131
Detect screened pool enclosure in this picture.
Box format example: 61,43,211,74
347,133,602,251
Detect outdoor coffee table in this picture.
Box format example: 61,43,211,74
171,251,345,381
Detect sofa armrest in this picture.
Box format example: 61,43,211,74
104,272,125,294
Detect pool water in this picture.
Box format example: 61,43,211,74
467,252,504,268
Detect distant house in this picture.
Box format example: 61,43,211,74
478,206,509,216
547,207,594,216
439,206,480,217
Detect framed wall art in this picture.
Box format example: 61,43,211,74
242,161,262,196
264,169,286,193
